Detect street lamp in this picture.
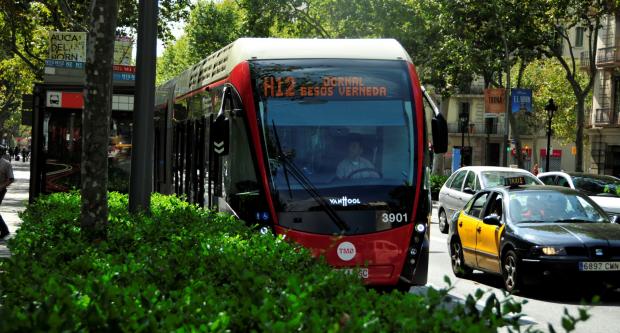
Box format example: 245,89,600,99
545,98,557,172
459,103,469,166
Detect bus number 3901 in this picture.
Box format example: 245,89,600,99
381,213,408,223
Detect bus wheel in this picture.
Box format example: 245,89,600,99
438,209,449,234
450,238,472,278
395,280,413,293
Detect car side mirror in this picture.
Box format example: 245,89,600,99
483,214,501,226
463,187,475,195
610,215,619,224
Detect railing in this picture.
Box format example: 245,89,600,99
580,51,590,70
596,47,620,67
447,123,504,135
592,108,620,126
455,84,485,95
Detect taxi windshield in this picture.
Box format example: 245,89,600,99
508,191,609,223
482,171,540,188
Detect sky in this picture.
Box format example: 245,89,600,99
130,21,186,60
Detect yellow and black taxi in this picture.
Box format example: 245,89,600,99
447,176,620,293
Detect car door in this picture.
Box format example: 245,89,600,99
458,191,490,268
444,170,467,217
475,192,504,273
452,170,475,211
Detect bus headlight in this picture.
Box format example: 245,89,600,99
415,224,426,233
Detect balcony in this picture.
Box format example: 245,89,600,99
447,123,504,135
590,108,620,126
596,47,620,68
580,51,591,70
454,84,485,96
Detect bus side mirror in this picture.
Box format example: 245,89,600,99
422,86,448,154
431,113,448,154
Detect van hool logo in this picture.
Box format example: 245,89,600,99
328,196,361,207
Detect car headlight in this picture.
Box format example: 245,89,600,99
541,246,566,256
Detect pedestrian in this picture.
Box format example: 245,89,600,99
532,163,539,176
0,153,14,240
13,146,19,161
21,148,28,162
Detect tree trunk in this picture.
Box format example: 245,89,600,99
575,96,585,172
432,97,450,175
508,111,524,168
81,0,118,242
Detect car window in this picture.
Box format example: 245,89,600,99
539,175,556,185
573,176,620,196
556,176,571,188
481,171,541,188
463,171,476,191
466,192,490,219
509,191,608,223
473,175,481,191
450,170,467,191
443,172,457,189
484,193,503,221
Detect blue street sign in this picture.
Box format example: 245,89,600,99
451,147,461,173
511,88,532,113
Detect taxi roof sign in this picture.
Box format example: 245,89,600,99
504,176,526,187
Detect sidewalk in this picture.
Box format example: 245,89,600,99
0,159,30,258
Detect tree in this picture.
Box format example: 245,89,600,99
517,58,590,145
1,1,193,240
81,0,118,241
0,56,36,143
534,0,609,172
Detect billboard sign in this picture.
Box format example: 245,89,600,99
49,32,87,62
484,88,506,113
511,88,532,113
114,36,133,65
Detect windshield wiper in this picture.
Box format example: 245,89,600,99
517,220,545,224
271,122,350,232
272,120,293,199
554,218,591,223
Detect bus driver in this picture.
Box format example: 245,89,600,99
336,137,379,179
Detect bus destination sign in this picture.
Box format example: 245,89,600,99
262,76,388,98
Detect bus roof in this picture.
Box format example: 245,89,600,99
166,38,413,99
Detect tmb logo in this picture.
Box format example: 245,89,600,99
328,196,361,207
337,241,356,261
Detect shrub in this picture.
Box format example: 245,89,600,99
430,174,450,200
0,192,587,332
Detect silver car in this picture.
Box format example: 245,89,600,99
437,166,542,233
537,172,620,219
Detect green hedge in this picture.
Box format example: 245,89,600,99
0,192,584,332
430,174,450,200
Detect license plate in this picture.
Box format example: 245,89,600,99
340,268,369,279
579,262,620,271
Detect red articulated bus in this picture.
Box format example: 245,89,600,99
154,38,447,288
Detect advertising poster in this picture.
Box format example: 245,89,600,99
49,32,87,62
511,88,532,113
484,88,506,113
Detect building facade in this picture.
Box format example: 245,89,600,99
586,13,620,177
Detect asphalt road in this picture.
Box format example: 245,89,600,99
422,207,620,333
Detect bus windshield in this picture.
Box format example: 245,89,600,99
252,60,418,234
